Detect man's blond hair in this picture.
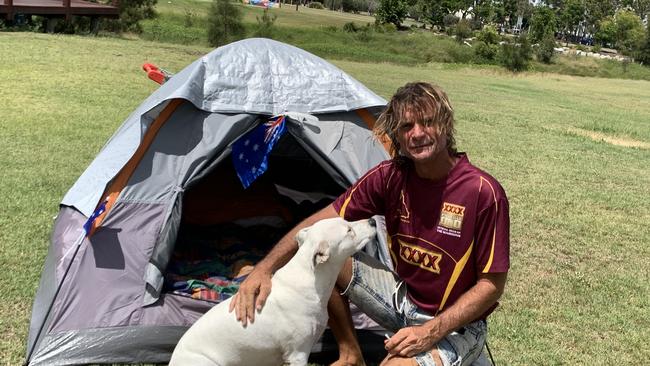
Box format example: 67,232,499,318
374,82,456,158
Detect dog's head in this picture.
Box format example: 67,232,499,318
295,217,377,267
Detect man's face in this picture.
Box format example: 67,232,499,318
396,115,446,163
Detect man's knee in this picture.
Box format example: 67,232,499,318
380,354,418,366
379,350,444,366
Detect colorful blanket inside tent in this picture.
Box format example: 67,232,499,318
164,222,285,302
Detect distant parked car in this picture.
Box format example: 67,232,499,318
579,37,594,46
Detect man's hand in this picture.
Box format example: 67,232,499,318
227,205,339,327
228,267,272,326
383,272,507,357
384,324,439,358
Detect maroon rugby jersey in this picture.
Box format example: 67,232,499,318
333,154,509,317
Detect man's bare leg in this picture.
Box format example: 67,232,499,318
328,258,365,366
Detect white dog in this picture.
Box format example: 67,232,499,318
169,217,377,366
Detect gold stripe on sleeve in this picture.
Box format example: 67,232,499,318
479,177,498,273
338,163,387,218
438,241,473,313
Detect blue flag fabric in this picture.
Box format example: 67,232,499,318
232,116,286,189
82,200,107,236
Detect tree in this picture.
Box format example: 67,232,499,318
103,0,157,32
493,0,518,29
449,0,475,19
342,0,364,13
207,0,246,47
612,10,646,54
594,17,616,46
253,8,277,38
474,0,497,25
454,18,472,42
637,26,650,65
537,32,557,63
595,10,645,55
500,33,532,71
419,0,450,30
584,0,616,34
529,6,557,43
375,0,408,27
560,0,586,41
621,0,650,19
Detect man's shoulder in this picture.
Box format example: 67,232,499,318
456,155,507,200
366,159,408,178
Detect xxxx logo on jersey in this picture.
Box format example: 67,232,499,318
397,239,442,274
439,202,465,231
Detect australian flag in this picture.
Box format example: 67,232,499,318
82,199,107,236
232,115,287,189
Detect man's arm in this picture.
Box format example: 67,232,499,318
384,272,507,357
229,204,339,326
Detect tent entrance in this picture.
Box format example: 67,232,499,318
164,132,345,304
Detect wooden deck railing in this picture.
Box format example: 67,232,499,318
2,0,120,21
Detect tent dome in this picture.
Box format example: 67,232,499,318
167,38,386,115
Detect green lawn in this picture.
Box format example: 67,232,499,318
156,0,378,27
1,32,649,365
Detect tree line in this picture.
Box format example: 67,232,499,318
374,0,649,62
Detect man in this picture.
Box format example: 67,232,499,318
230,82,510,366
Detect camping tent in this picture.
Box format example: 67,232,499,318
25,38,392,365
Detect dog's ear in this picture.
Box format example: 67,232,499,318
295,227,309,247
313,240,330,266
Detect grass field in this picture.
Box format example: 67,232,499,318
1,31,649,366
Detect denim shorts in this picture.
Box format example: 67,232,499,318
341,252,490,366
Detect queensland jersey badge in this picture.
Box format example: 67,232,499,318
437,202,465,237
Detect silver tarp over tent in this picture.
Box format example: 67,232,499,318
26,38,390,365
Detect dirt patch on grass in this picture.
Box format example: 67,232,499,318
566,127,650,149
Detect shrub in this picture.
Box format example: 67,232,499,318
454,19,472,43
373,22,396,33
470,18,483,31
500,34,532,72
184,8,197,28
475,42,499,61
254,8,277,38
537,33,556,64
443,14,459,34
343,22,359,32
355,29,373,42
308,1,324,9
477,25,499,45
207,0,246,47
446,42,476,63
103,0,157,33
637,28,650,66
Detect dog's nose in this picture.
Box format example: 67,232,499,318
368,218,376,227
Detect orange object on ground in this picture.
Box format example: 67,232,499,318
142,63,171,85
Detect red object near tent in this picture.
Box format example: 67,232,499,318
142,63,172,84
